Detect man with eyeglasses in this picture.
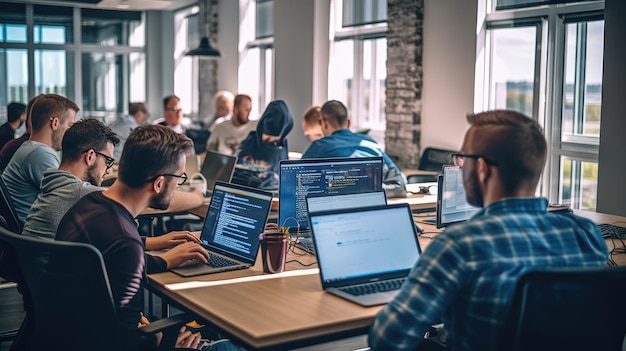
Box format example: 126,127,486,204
56,125,213,350
154,94,186,134
369,110,609,351
24,120,206,273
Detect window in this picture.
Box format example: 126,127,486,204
477,1,604,210
0,2,145,123
174,6,199,116
329,0,387,145
239,0,274,120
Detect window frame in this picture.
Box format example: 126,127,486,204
477,0,605,210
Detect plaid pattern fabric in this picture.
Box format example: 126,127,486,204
369,197,609,351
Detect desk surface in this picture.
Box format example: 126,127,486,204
148,208,626,350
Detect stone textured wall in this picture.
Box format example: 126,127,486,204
385,0,424,169
197,0,220,122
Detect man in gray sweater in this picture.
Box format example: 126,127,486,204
23,119,207,272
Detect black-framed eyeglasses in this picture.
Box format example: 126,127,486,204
451,153,499,168
91,150,115,169
166,107,183,114
150,172,188,186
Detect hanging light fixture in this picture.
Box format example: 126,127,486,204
186,0,221,58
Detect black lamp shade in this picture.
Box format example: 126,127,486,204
185,37,221,57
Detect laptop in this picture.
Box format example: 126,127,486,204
435,165,480,228
279,157,383,234
308,203,421,306
170,181,273,277
200,151,238,194
296,190,388,254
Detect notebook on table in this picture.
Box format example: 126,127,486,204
170,181,273,277
296,190,388,254
200,151,238,195
308,203,421,306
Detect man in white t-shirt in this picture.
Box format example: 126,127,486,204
206,94,257,155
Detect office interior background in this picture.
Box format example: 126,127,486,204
0,0,624,216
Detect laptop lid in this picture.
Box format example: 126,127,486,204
279,157,383,232
199,181,273,264
201,151,238,192
436,165,480,229
309,203,421,290
306,190,387,217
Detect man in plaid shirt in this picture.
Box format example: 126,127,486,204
368,110,609,351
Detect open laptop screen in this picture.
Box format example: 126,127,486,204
279,157,383,232
201,181,272,262
309,204,421,285
201,151,238,192
436,165,480,228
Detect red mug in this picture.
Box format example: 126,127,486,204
259,230,287,274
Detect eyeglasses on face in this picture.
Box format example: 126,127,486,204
149,172,188,186
166,107,183,114
451,153,499,168
90,150,115,169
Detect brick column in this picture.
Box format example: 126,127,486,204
385,0,424,169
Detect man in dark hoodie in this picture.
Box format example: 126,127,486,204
232,100,293,190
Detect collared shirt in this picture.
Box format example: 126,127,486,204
369,197,609,351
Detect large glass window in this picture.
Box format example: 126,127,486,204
477,1,604,210
329,0,388,144
239,0,275,120
0,1,146,123
485,24,538,117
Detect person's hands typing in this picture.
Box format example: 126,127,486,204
175,326,202,349
159,241,209,269
145,231,201,250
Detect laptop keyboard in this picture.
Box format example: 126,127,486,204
207,254,238,268
339,278,406,296
598,223,626,239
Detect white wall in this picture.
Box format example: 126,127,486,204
274,0,329,153
421,0,478,152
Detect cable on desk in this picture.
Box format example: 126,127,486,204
286,259,317,267
418,231,439,240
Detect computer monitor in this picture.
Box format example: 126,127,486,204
436,165,480,228
279,157,383,232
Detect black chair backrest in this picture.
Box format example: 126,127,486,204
0,176,21,233
498,267,626,351
185,129,211,155
417,147,457,172
0,226,122,351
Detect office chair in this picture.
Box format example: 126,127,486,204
497,266,626,351
406,147,457,184
185,129,211,155
0,226,190,351
0,176,21,234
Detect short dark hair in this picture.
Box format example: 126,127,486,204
129,102,148,116
7,102,26,123
30,94,80,132
466,110,547,193
320,100,349,128
61,119,120,164
233,94,252,108
118,125,193,189
163,95,179,109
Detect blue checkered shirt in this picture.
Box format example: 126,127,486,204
368,197,609,351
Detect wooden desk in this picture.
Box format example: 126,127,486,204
148,229,436,350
